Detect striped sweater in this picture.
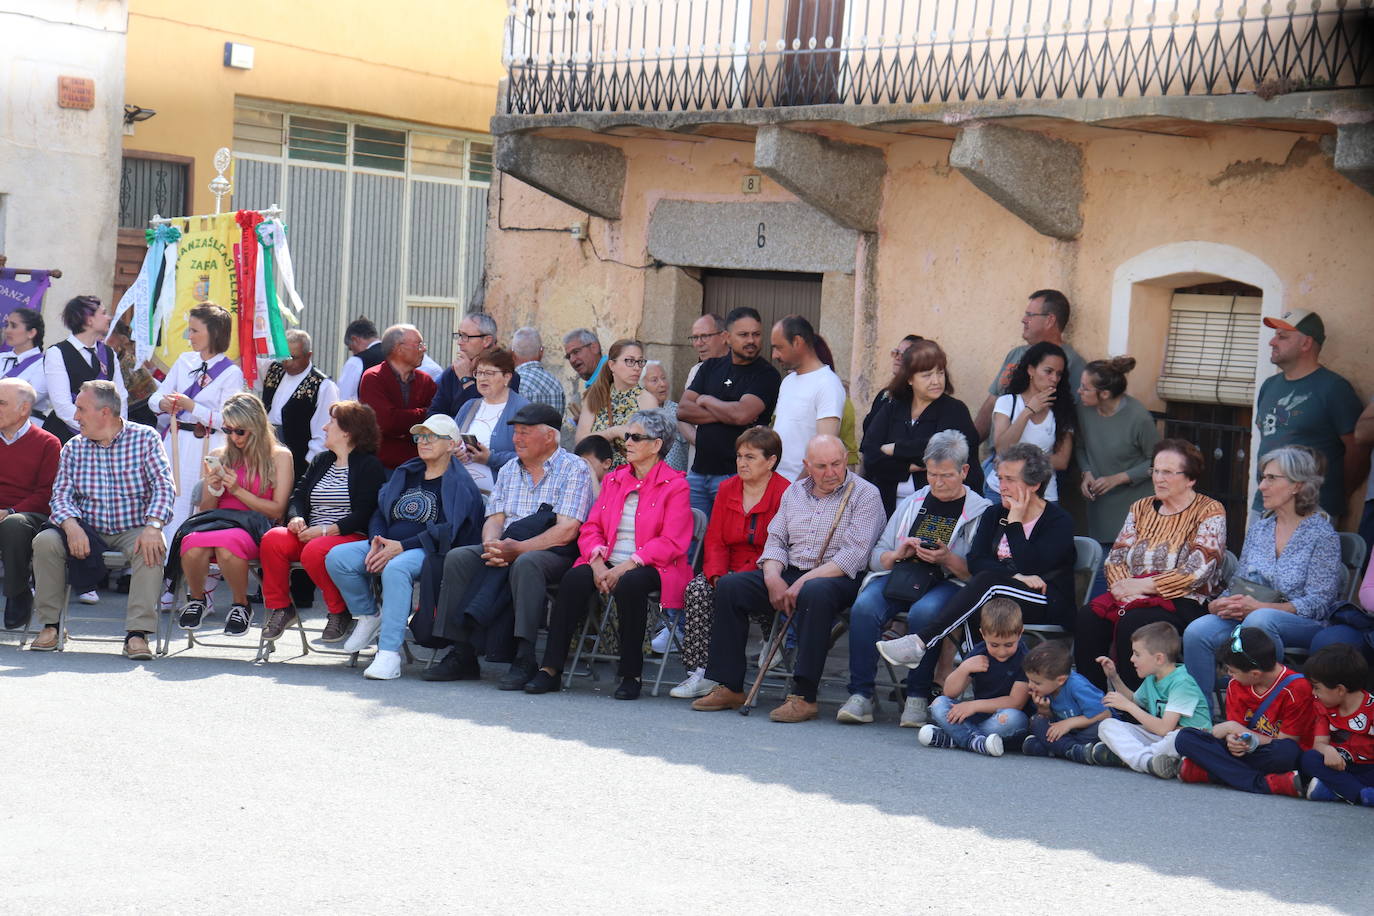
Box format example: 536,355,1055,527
1105,494,1227,603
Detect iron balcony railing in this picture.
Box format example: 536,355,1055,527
504,0,1373,114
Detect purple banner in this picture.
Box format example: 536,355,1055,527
0,268,51,352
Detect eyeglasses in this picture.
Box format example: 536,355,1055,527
688,331,724,344
565,343,593,362
1259,473,1289,484
1022,311,1050,320
411,433,453,443
624,432,658,443
1148,467,1186,478
404,339,426,350
453,332,490,342
473,369,504,379
221,427,249,437
618,357,647,368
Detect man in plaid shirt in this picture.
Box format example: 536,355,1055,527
30,381,175,660
510,327,566,415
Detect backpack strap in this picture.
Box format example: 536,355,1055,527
1246,673,1304,731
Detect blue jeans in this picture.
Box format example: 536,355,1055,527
1029,714,1100,757
687,471,730,518
325,541,427,652
1184,609,1328,717
845,577,960,698
1311,623,1374,660
930,696,1029,749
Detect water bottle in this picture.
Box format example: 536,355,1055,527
1238,731,1261,754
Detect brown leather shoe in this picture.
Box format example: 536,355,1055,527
123,634,153,660
29,626,59,651
692,685,747,711
320,612,352,643
261,607,298,641
769,694,819,723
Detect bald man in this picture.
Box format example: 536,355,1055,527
0,379,61,629
691,435,885,722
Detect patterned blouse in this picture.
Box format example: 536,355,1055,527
1106,494,1227,604
593,385,645,468
1222,512,1343,619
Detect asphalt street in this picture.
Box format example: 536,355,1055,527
1,595,1368,915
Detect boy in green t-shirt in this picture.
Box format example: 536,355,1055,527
1094,622,1211,778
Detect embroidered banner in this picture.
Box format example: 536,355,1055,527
0,269,52,349
157,213,240,367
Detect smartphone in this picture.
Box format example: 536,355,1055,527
919,539,940,550
461,434,481,450
204,454,221,470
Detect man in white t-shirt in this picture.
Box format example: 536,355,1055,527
770,315,846,481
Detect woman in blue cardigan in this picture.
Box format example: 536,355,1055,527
453,348,529,493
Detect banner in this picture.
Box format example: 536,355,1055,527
0,269,52,350
156,213,240,366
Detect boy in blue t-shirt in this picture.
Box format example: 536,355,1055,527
1021,641,1110,765
1095,621,1211,776
917,598,1031,758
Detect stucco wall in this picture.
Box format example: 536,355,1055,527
0,1,128,316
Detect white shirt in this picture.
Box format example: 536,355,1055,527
337,340,381,401
152,351,245,430
990,393,1060,500
0,418,32,446
773,365,846,481
43,334,128,431
419,354,443,382
1,348,50,416
466,398,505,447
264,361,339,462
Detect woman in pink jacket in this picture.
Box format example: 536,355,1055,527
527,409,693,700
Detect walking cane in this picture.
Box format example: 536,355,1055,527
169,417,181,496
739,606,794,717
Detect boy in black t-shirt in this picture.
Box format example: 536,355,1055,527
918,598,1031,757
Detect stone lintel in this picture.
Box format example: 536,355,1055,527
950,122,1084,240
493,133,626,220
1335,122,1374,196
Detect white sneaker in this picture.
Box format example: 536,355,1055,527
836,693,875,724
669,668,718,699
363,648,402,680
899,696,930,728
876,633,927,669
159,590,176,610
650,627,671,654
344,614,383,652
78,590,99,605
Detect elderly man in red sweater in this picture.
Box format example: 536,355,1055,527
0,378,61,629
359,323,437,469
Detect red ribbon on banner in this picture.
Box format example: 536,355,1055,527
235,210,265,386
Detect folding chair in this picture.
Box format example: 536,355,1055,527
1022,536,1102,648
564,508,708,694
20,551,172,653
1281,533,1367,671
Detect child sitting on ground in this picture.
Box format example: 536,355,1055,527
1299,644,1374,807
1021,641,1111,764
1173,626,1314,797
917,598,1031,758
1095,621,1211,776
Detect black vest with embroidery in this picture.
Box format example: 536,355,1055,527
263,362,325,481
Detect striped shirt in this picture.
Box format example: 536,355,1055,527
308,463,352,527
1106,494,1227,603
487,447,594,523
513,361,566,414
48,421,175,533
760,472,886,578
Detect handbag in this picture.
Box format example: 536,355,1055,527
1227,576,1287,605
883,559,939,602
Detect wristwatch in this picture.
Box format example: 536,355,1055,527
146,519,164,530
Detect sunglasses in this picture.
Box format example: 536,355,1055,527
1230,625,1260,669
624,432,658,443
412,433,453,443
221,427,250,437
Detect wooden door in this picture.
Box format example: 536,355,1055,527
701,269,823,373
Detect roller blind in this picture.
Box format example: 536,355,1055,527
1156,293,1262,406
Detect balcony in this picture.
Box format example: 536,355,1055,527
504,0,1373,116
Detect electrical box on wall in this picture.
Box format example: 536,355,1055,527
224,42,255,70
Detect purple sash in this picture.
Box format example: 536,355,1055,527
1,349,43,379
172,356,236,426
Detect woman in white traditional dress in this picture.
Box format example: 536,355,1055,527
1,308,50,420
152,303,245,536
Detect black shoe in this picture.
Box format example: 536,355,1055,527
524,669,561,694
224,603,252,636
4,592,33,630
178,597,208,631
613,677,641,701
421,646,481,682
498,656,538,691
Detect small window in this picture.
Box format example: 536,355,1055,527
411,132,465,180
118,156,190,228
353,125,406,172
289,116,348,164
468,141,493,183
233,106,284,157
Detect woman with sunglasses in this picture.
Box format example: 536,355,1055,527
527,409,693,700
151,304,243,536
43,295,127,443
171,393,293,636
670,425,789,699
326,413,484,680
1182,446,1344,711
452,347,528,493
1073,439,1227,691
257,400,387,644
575,338,656,468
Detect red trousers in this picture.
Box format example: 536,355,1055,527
259,527,364,615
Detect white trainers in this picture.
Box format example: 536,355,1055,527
899,696,930,728
159,590,176,611
363,648,402,680
669,668,718,699
836,693,875,724
344,614,383,652
78,590,99,605
876,633,927,669
650,626,678,654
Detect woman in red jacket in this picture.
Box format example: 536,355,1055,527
670,426,790,699
526,409,693,700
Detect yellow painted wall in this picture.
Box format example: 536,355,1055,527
122,0,509,212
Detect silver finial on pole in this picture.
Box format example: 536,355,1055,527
209,147,232,215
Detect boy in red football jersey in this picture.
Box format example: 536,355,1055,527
1173,627,1314,796
1300,644,1374,807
